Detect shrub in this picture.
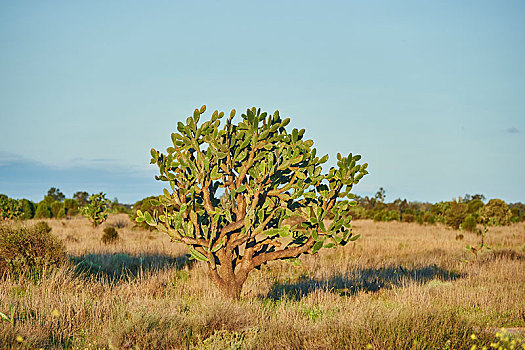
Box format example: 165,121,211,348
137,106,368,299
479,199,512,226
374,210,400,222
509,202,525,222
57,208,66,219
423,211,437,224
34,202,52,219
0,221,67,279
64,198,79,217
401,213,415,223
18,199,35,219
50,201,64,218
460,214,477,232
444,200,468,230
101,227,119,244
466,198,484,214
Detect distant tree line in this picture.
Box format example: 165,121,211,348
130,188,523,234
348,188,524,231
0,187,131,221
3,187,522,232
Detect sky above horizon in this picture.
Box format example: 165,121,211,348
1,1,524,204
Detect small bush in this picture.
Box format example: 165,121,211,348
18,199,35,220
423,211,437,224
0,221,67,279
101,227,119,244
34,203,52,219
64,198,79,217
57,208,67,219
50,201,64,218
460,215,477,232
401,213,415,223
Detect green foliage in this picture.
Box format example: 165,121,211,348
479,199,512,226
50,201,64,218
130,196,165,230
64,198,79,217
0,194,22,221
81,193,111,228
101,227,119,244
137,106,368,298
0,221,67,279
18,199,35,220
57,208,66,219
46,187,65,202
444,200,468,230
460,214,477,232
466,198,484,214
401,213,415,222
373,209,400,222
431,201,450,224
109,198,132,215
73,191,89,206
465,224,490,260
509,202,525,222
34,202,52,219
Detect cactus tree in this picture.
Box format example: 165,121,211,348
137,106,368,299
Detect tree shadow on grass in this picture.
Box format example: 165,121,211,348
266,265,463,301
70,252,193,283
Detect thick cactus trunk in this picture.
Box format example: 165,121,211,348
209,266,246,300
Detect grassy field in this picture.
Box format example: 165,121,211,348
1,214,524,349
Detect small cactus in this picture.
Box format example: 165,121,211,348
81,193,111,228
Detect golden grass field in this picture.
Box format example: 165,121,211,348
1,214,524,349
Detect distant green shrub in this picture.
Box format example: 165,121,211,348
50,201,64,218
509,203,525,222
479,199,512,226
0,221,67,279
101,227,119,244
466,198,484,214
57,208,66,219
460,215,477,232
64,198,79,217
401,213,415,223
444,201,468,230
34,202,52,219
18,199,35,220
373,210,399,222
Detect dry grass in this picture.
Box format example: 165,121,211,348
1,215,524,349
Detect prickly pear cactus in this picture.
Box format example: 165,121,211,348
137,106,368,298
81,193,110,228
0,194,22,221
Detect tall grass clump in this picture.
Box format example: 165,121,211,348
0,221,67,280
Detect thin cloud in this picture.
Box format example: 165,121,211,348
505,127,520,134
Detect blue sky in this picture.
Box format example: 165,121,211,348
1,1,524,204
